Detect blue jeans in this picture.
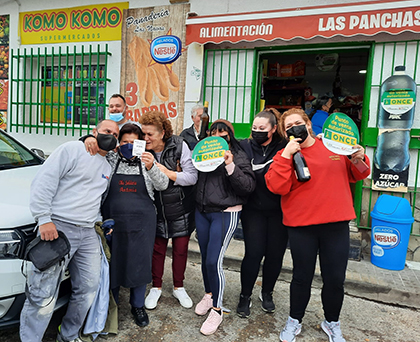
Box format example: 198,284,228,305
195,209,240,308
20,220,101,342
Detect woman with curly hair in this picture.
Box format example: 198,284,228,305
139,111,198,311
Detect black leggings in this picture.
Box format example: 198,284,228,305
240,208,288,296
287,221,349,323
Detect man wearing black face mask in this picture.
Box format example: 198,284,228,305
21,120,119,342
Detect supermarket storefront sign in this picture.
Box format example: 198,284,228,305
19,2,129,44
186,0,420,45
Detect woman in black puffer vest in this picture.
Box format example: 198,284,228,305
139,111,198,311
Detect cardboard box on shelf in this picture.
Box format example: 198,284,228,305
293,60,306,76
279,64,293,77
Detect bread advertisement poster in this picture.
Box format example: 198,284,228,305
121,4,189,133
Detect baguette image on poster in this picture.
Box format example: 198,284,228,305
121,4,189,133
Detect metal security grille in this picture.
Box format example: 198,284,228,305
203,49,256,139
359,40,420,236
10,44,110,136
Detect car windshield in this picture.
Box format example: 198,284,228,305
0,130,43,170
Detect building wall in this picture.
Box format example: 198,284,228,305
0,0,377,153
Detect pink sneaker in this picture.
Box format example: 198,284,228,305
200,309,223,335
195,293,213,315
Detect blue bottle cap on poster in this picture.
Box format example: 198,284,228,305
150,35,182,64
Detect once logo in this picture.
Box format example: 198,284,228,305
150,35,182,64
372,226,400,249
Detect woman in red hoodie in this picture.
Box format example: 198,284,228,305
265,108,370,342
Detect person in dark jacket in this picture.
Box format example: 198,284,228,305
236,108,288,318
180,104,204,150
139,111,198,311
194,119,255,336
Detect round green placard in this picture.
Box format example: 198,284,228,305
192,136,229,172
322,112,360,155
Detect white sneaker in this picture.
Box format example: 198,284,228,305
279,316,302,342
173,287,193,308
145,287,162,310
321,320,346,342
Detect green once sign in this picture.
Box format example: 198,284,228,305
192,136,229,172
322,112,360,155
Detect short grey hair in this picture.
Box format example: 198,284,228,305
191,104,205,118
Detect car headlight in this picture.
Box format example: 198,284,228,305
0,230,21,258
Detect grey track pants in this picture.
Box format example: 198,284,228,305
20,220,101,342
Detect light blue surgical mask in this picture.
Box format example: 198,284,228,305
109,112,125,122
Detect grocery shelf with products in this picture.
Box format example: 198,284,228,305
41,65,106,126
259,50,368,126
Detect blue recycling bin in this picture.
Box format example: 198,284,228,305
370,194,414,271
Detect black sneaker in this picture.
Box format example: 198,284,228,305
236,294,252,318
131,306,149,327
259,291,275,313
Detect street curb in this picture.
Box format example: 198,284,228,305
168,246,420,310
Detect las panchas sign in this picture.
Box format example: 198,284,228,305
19,2,129,44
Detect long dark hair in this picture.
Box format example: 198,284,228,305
210,121,243,153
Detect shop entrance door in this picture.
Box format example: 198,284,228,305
258,46,370,130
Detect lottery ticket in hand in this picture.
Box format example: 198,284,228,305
133,139,146,157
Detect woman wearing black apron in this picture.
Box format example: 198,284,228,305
101,124,168,328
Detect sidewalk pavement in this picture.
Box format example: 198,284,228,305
182,235,420,310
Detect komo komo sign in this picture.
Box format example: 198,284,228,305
186,0,420,44
19,2,128,44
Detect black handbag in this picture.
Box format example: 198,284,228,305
23,230,71,271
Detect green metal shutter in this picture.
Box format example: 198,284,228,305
10,44,111,136
203,48,256,139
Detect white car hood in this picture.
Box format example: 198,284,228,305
0,165,41,229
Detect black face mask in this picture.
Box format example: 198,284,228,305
286,124,309,143
251,130,269,145
220,135,230,143
97,133,117,151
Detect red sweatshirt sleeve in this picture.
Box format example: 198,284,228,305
346,154,371,183
265,150,294,196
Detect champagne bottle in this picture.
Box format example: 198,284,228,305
290,136,311,182
198,101,209,140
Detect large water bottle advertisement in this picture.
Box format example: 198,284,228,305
372,66,416,193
